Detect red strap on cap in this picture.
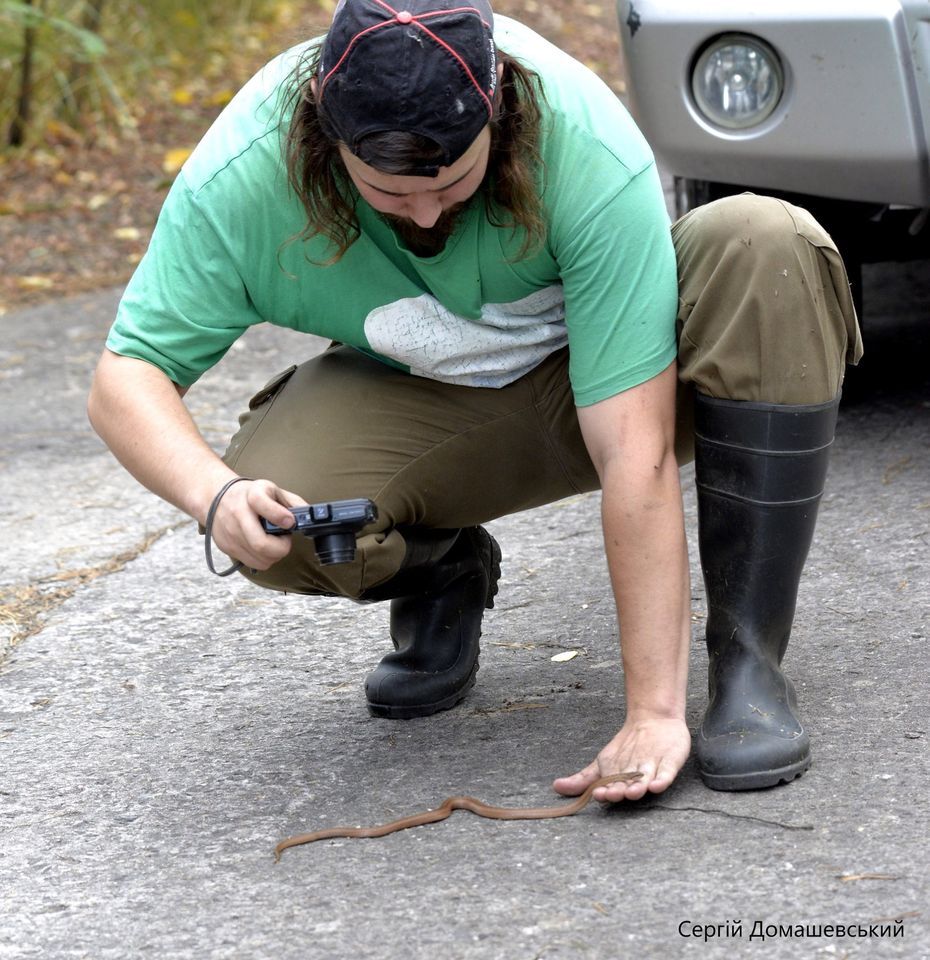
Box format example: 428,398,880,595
320,0,493,116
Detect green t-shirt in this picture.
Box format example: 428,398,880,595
106,17,677,407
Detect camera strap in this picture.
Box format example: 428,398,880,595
204,476,255,577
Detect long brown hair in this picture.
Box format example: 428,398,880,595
283,47,546,262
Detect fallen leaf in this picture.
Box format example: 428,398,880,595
882,455,913,485
17,276,54,290
551,650,579,663
44,120,82,145
162,148,193,174
207,89,235,107
838,873,900,883
172,87,194,105
87,193,111,211
113,227,142,241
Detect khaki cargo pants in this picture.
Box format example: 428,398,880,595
223,194,862,598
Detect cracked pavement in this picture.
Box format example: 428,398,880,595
1,265,928,958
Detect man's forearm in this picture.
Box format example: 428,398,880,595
88,348,306,572
87,349,236,523
552,449,693,802
599,456,691,719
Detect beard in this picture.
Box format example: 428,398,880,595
380,201,469,258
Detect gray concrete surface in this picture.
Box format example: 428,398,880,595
0,263,928,959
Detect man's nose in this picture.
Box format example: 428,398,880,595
406,194,443,228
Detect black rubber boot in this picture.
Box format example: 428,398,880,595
363,526,502,719
693,392,840,790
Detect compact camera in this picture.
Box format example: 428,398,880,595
261,498,378,565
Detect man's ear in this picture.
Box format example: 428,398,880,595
310,75,319,99
497,61,504,84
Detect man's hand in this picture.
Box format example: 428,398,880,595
208,478,308,571
553,717,691,802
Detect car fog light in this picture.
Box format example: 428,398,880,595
691,34,784,130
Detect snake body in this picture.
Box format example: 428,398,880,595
274,771,643,860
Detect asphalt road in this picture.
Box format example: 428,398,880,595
0,260,927,959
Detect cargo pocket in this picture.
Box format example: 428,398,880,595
223,364,299,469
248,364,298,410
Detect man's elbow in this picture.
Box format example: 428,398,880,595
598,440,680,495
86,353,109,436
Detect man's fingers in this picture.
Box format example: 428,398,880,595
552,761,601,797
647,755,682,794
219,517,291,571
593,766,654,803
248,480,307,529
209,479,302,568
278,488,310,509
243,532,293,569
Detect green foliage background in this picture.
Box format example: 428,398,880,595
0,0,294,148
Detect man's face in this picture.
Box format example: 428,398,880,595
338,126,492,232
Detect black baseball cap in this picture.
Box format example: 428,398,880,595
316,0,498,172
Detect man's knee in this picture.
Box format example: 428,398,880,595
674,192,831,274
674,193,862,404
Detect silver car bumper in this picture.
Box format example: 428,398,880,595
618,0,930,206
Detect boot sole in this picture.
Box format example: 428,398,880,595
699,756,811,791
366,660,479,719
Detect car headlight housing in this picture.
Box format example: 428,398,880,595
691,34,784,130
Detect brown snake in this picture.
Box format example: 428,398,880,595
274,771,644,860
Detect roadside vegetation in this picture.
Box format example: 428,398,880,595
0,0,623,314
0,0,329,311
1,0,317,148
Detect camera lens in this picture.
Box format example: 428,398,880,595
314,533,356,565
